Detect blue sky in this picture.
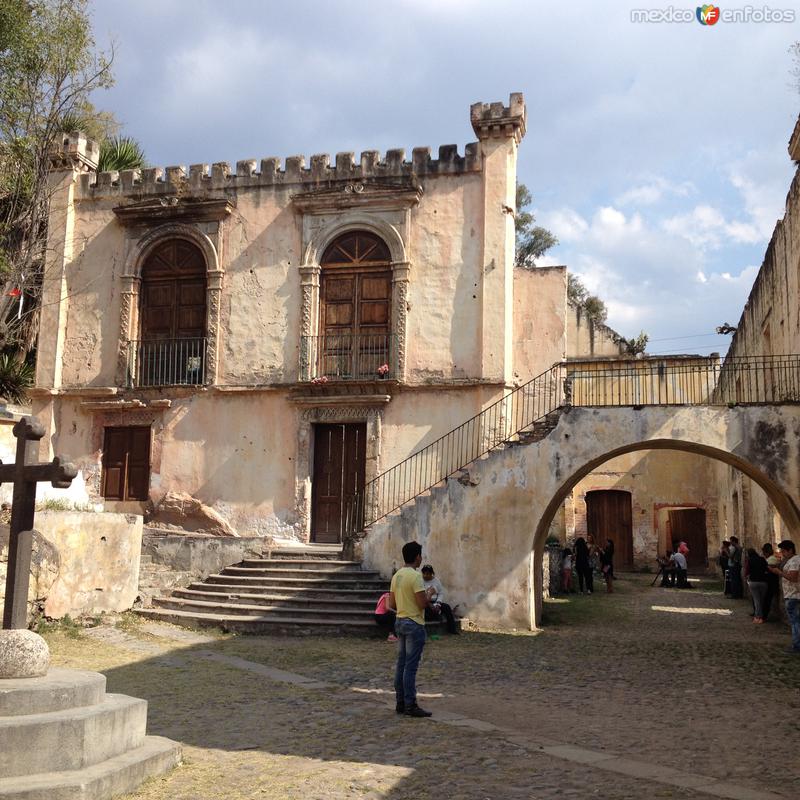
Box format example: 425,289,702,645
88,0,799,355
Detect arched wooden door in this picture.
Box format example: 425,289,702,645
585,490,633,568
138,239,207,385
318,231,392,379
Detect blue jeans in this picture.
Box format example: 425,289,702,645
786,598,800,651
394,618,426,707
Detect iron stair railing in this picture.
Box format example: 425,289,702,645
344,353,800,542
345,362,567,537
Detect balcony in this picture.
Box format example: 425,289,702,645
301,333,397,382
126,337,207,388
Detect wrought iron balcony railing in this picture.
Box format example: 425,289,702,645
301,333,397,381
126,337,207,388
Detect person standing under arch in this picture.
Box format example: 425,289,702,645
574,537,593,594
600,538,615,593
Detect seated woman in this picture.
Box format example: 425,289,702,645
421,564,459,634
374,591,397,642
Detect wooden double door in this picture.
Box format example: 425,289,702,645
585,490,634,567
311,423,366,543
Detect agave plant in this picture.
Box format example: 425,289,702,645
0,353,34,404
97,136,146,173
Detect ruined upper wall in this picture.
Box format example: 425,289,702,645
727,120,800,359
566,301,627,359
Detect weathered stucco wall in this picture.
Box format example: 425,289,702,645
361,405,800,630
566,302,626,359
512,266,566,382
32,511,143,618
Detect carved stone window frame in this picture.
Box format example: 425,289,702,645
298,212,411,382
116,222,225,387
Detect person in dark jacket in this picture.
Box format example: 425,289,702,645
600,539,615,593
762,543,780,621
574,537,593,594
745,548,770,623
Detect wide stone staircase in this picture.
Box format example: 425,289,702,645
136,550,389,634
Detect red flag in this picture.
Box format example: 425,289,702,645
6,288,21,297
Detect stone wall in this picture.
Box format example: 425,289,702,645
566,302,626,359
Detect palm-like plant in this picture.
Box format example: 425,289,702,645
0,353,34,404
97,136,146,172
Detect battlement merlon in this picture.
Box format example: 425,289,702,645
470,92,526,143
49,131,99,172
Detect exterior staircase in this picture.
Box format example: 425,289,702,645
136,549,389,634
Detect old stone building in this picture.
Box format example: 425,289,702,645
33,93,572,543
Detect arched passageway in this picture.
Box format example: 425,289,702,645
362,404,800,632
530,436,800,627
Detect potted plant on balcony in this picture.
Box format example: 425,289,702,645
377,363,389,380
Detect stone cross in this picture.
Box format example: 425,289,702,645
1,417,77,629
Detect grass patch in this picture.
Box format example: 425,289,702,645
35,613,85,638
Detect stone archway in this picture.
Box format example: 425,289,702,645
528,414,800,628
361,404,800,632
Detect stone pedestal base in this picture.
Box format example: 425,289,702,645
0,667,180,800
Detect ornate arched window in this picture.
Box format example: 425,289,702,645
135,239,207,386
315,231,393,380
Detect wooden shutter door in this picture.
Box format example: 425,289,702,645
102,428,128,500
312,425,346,543
127,428,152,501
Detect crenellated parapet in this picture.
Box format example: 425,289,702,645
71,143,482,200
470,92,526,143
54,94,527,200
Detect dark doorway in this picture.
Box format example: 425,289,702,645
668,508,708,571
311,423,366,543
585,490,633,567
101,426,151,501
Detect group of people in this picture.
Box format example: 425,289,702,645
375,560,458,642
560,534,616,594
718,537,800,644
657,541,691,588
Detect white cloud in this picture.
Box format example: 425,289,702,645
615,176,696,207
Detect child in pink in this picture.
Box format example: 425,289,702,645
561,548,573,593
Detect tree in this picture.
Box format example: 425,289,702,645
97,136,146,172
567,273,608,324
0,0,114,356
515,183,557,268
623,331,649,356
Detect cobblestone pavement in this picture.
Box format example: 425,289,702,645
42,574,799,800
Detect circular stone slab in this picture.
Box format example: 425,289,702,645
0,629,50,678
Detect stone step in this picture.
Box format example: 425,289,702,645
0,669,106,717
266,545,344,559
152,596,375,619
238,558,363,570
136,606,377,633
0,694,147,778
206,574,387,590
0,735,181,800
187,581,383,600
221,565,382,579
172,588,378,610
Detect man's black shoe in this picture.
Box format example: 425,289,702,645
395,703,405,714
404,705,432,718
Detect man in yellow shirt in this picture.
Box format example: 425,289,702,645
388,541,432,717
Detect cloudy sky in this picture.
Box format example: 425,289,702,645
88,0,799,355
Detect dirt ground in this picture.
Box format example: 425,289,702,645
41,573,800,800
